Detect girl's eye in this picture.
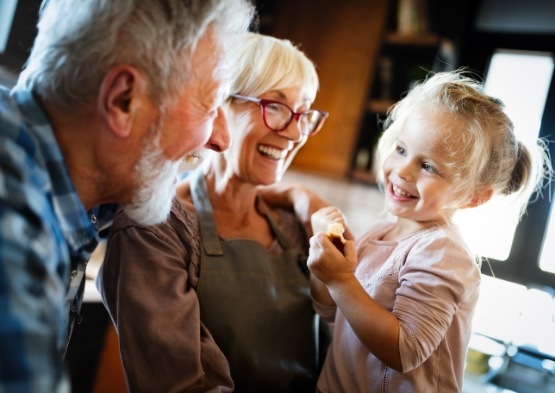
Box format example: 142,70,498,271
396,145,406,156
422,162,436,173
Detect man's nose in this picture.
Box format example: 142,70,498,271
205,106,231,152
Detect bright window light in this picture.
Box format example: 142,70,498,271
540,205,555,273
471,274,527,341
454,50,554,261
0,0,18,53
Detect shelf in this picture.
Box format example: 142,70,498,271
383,32,441,47
350,168,377,184
349,2,444,184
367,99,396,115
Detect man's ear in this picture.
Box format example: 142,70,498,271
463,186,494,209
98,66,142,139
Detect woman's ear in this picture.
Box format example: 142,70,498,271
98,66,143,139
464,186,494,208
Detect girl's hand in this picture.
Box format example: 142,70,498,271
311,206,347,235
308,232,356,286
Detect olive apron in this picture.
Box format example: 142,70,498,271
190,169,319,392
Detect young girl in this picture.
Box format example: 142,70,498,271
308,70,550,392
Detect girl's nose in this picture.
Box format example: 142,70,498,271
397,163,413,182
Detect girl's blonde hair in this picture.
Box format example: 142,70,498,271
377,69,551,218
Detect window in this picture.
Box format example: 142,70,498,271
540,202,555,273
454,50,554,261
457,23,555,287
0,0,18,53
0,0,40,70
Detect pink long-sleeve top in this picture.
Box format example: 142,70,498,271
315,220,481,393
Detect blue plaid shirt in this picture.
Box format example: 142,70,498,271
0,86,110,392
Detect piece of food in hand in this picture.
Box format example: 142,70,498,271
326,223,346,252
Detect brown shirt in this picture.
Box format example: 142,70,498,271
98,198,307,393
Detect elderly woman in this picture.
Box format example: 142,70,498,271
98,32,329,392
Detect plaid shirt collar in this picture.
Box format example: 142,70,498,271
12,87,99,259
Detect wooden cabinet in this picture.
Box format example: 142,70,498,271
350,27,444,183
257,0,391,179
255,0,461,181
350,0,454,183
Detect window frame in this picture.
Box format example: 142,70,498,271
459,31,555,288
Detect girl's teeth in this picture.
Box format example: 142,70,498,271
393,185,412,197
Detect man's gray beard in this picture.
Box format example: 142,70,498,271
123,136,179,226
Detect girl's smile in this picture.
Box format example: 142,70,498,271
389,182,418,201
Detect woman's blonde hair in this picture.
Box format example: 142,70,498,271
225,32,319,100
377,69,551,218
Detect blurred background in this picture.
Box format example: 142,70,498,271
1,0,554,392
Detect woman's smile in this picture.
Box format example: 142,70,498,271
257,143,288,160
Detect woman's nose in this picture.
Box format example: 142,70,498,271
277,118,304,143
205,107,231,152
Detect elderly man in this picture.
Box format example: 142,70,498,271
0,0,254,391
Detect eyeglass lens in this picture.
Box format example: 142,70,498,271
264,101,322,135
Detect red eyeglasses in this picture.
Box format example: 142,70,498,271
232,94,329,136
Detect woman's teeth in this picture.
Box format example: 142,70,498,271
258,145,286,160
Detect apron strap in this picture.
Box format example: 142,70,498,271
256,195,293,251
190,168,223,256
190,167,295,254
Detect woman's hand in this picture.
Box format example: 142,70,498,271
259,183,330,235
